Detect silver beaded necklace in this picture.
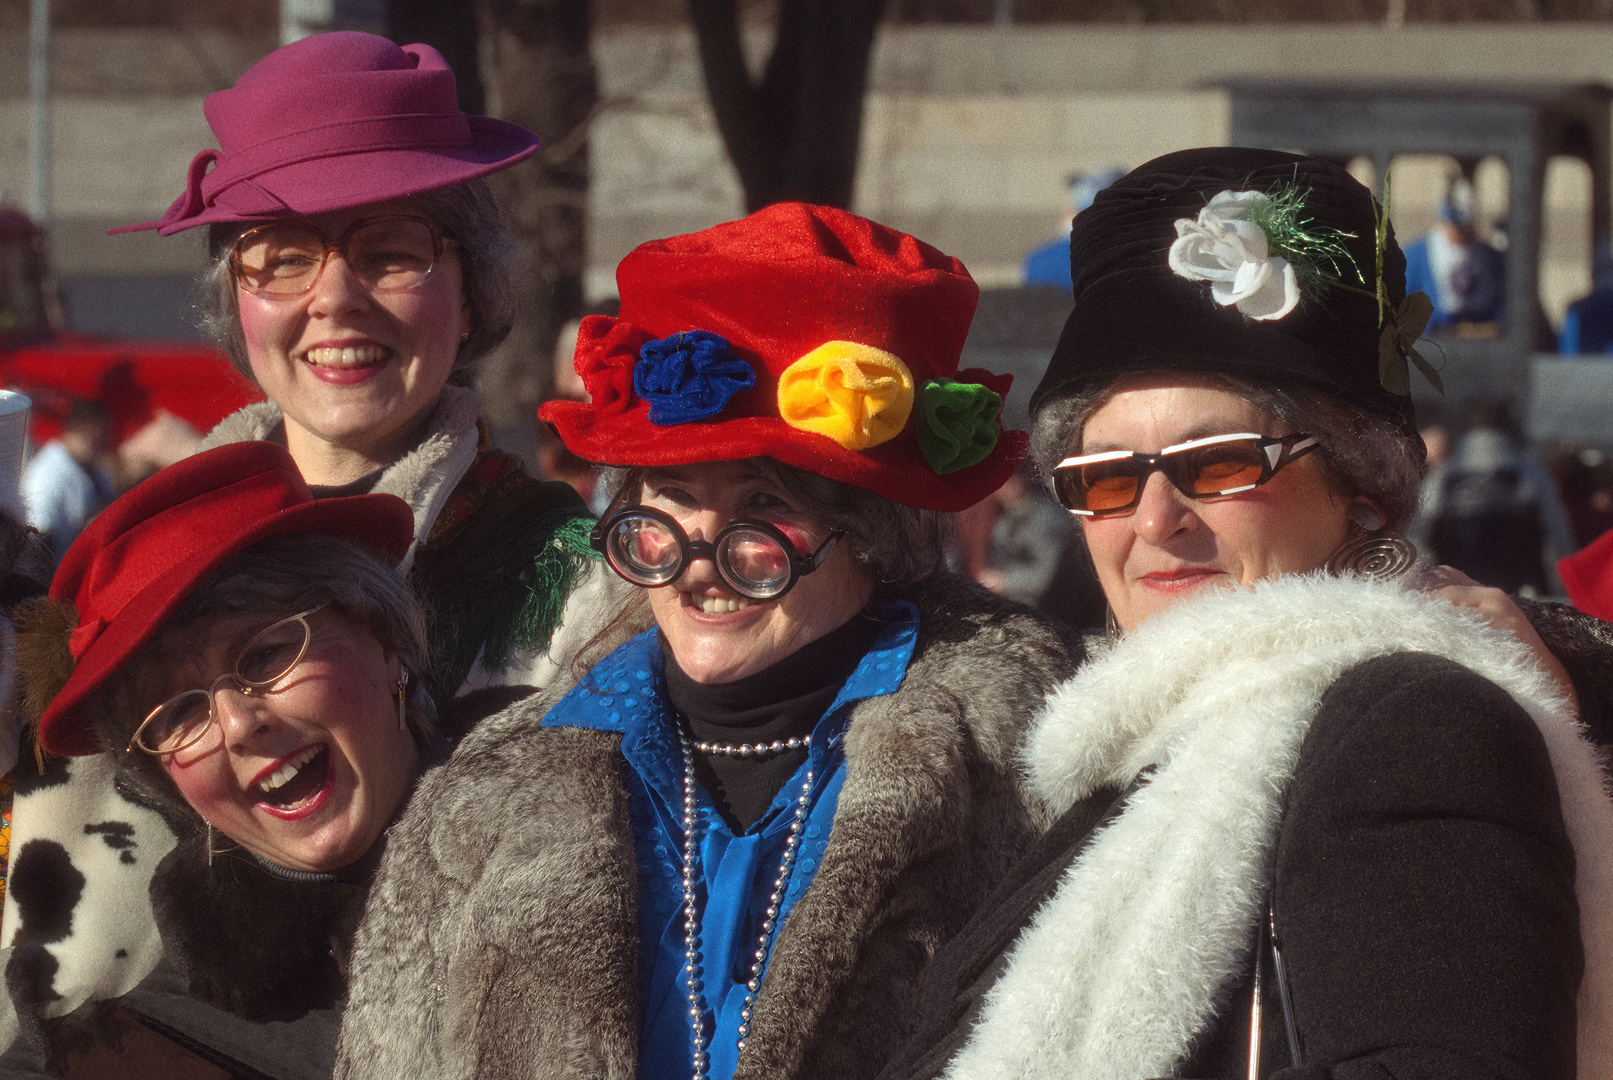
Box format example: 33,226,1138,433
678,731,815,1079
694,735,808,757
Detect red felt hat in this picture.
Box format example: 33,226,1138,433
112,32,540,236
1559,526,1613,623
37,441,414,756
540,203,1026,512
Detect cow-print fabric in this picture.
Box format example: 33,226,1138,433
0,753,175,1054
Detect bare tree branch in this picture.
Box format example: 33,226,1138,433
688,0,889,212
476,0,598,432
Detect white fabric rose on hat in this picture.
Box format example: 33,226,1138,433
1168,190,1301,321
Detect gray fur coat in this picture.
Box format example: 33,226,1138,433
335,575,1082,1080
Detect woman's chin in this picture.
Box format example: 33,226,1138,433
241,795,380,873
247,826,371,875
1122,571,1233,629
672,651,768,685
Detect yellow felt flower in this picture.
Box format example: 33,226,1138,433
777,342,915,450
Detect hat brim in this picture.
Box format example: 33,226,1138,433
113,117,539,236
39,493,414,756
544,401,1027,513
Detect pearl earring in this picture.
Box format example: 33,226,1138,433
1350,504,1386,532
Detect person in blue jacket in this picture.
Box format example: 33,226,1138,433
1022,168,1125,292
1402,176,1506,330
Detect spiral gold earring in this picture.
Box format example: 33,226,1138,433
1326,533,1418,580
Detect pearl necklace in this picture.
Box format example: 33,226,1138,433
694,735,808,757
678,731,815,1079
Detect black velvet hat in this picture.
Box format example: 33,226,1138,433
1030,147,1429,440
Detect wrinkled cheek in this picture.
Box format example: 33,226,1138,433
162,755,233,824
775,524,807,552
1078,522,1126,582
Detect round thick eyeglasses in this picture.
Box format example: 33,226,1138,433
1053,432,1319,518
590,503,845,601
125,602,329,756
229,215,454,299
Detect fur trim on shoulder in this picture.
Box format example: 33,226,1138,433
197,400,282,450
946,574,1613,1080
731,574,1075,1079
1026,575,1567,808
366,386,481,571
197,388,485,574
13,597,79,761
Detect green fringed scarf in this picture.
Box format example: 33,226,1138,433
410,470,600,711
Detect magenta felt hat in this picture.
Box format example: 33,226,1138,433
37,441,414,756
113,31,540,236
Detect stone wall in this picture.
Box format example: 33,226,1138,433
593,23,1613,319
3,23,1613,329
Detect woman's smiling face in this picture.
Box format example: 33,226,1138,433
1078,376,1358,633
233,198,467,483
636,460,876,684
149,605,419,872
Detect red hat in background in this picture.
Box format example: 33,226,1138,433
1559,527,1613,623
113,31,540,236
38,441,414,756
540,202,1026,512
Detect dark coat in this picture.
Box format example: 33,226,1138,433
881,576,1613,1080
333,575,1082,1080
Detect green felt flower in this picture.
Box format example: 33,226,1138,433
916,378,1002,475
1378,291,1441,396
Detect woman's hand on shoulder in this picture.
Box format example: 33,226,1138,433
1422,564,1579,715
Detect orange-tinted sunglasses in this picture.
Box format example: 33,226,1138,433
1053,432,1319,518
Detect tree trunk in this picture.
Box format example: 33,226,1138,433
388,0,485,114
688,0,888,212
474,0,596,451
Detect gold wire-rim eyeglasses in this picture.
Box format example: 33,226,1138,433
125,602,330,756
228,215,456,299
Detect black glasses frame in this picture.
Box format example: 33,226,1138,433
1053,432,1320,518
590,502,844,600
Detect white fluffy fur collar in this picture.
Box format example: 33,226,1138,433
199,385,483,573
943,574,1613,1080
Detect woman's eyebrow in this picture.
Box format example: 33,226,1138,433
1083,422,1264,455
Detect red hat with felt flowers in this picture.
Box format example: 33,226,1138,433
540,202,1026,512
31,441,414,757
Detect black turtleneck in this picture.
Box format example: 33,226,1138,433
662,612,881,833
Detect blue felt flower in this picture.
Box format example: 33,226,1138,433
633,330,756,425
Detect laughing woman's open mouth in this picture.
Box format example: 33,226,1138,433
254,743,334,818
